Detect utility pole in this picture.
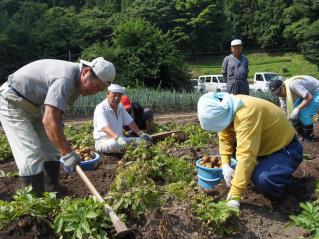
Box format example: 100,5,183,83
68,50,71,61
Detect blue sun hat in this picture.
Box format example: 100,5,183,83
197,92,244,132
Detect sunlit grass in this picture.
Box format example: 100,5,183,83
188,52,319,81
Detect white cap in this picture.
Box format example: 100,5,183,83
231,39,242,46
80,57,116,84
108,84,125,93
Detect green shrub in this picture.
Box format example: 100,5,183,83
81,18,192,90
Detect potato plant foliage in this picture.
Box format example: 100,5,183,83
289,182,319,238
0,122,238,237
0,134,12,162
106,122,238,235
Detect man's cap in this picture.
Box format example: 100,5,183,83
108,84,125,94
80,57,116,84
231,39,243,46
270,80,283,96
121,95,132,110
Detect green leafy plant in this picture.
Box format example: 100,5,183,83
289,201,319,238
64,123,94,147
0,186,59,230
147,155,193,183
0,134,13,162
106,186,159,217
122,140,153,162
193,195,239,235
162,181,192,200
107,161,160,217
53,196,112,239
181,124,218,147
0,169,18,178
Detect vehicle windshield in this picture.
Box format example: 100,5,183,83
199,78,205,84
218,76,226,83
192,80,198,86
264,74,280,82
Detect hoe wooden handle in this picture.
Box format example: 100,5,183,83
75,165,133,237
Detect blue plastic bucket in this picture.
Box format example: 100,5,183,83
198,175,222,189
196,157,237,189
80,152,100,171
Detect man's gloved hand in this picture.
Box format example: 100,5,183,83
226,194,240,209
139,132,152,142
290,108,300,120
222,164,235,187
115,135,127,152
60,151,81,173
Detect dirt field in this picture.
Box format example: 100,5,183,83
0,115,318,239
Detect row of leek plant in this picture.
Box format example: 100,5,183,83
65,88,279,118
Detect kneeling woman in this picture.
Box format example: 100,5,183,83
197,92,303,209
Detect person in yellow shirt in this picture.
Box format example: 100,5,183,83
197,92,303,209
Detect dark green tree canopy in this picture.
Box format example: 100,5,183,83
0,0,318,85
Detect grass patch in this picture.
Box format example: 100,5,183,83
188,52,319,80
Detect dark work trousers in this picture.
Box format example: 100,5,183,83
227,80,249,95
251,137,303,200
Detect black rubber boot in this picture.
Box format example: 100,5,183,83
302,124,314,142
43,161,60,192
20,172,44,197
292,119,304,138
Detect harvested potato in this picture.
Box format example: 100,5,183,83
202,155,210,163
72,145,95,161
199,155,222,168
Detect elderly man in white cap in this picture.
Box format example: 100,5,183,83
0,56,115,195
93,84,152,153
221,39,249,95
198,92,303,209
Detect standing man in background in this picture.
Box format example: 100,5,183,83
222,39,249,95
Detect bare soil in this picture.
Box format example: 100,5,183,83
1,116,319,239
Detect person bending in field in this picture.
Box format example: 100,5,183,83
121,95,154,134
0,57,115,196
197,92,303,209
93,84,152,153
270,75,319,142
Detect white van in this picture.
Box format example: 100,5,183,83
253,72,282,92
191,78,205,92
198,75,227,92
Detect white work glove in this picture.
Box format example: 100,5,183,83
115,136,127,152
139,132,152,142
290,108,300,121
60,151,81,173
226,194,240,209
222,164,235,187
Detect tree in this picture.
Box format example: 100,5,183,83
283,0,319,64
300,20,319,64
125,0,177,32
172,0,228,53
0,34,19,84
81,19,192,90
223,0,257,47
34,7,78,58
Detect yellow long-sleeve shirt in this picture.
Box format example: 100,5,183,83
218,95,295,198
